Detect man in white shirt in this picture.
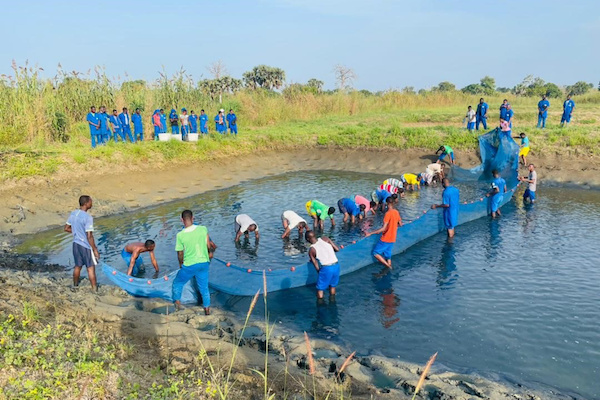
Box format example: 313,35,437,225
519,164,537,203
281,210,308,238
466,106,476,131
234,214,259,241
305,230,340,299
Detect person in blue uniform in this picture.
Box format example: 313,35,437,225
132,108,144,142
337,197,366,223
227,109,238,135
561,95,575,127
505,104,514,128
476,98,488,130
159,109,167,133
189,110,198,133
200,109,208,134
86,106,101,148
119,108,134,143
215,109,227,133
486,169,507,219
109,109,124,142
499,99,509,122
431,178,459,238
169,109,179,135
152,109,162,140
537,95,550,129
98,106,110,143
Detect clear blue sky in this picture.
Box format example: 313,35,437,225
1,0,598,91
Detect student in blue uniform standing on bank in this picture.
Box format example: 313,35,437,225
132,108,144,142
227,109,238,135
98,106,110,144
169,109,179,135
109,109,124,142
200,109,208,134
215,109,227,133
189,110,198,134
476,98,488,130
537,95,550,129
561,95,575,127
159,109,167,133
119,107,134,143
86,106,101,148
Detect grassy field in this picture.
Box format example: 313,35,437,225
1,93,599,181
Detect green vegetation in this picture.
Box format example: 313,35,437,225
0,62,599,181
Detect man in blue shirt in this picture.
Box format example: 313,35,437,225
98,106,110,144
64,195,100,291
476,98,488,130
200,109,208,134
227,109,238,135
86,106,100,148
132,108,144,141
189,110,198,134
169,109,179,135
159,109,168,133
561,95,575,127
537,95,550,129
504,104,514,129
337,197,366,224
486,169,507,219
215,109,227,133
499,99,509,122
431,178,459,238
119,108,134,143
109,109,124,142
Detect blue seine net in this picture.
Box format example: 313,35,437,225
103,128,521,301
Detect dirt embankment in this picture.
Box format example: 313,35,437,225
1,147,598,239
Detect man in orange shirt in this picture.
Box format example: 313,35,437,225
365,196,402,268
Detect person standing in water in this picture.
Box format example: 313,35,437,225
486,169,507,218
431,178,460,238
365,196,402,269
122,240,160,276
281,210,308,238
173,210,217,314
234,214,260,242
305,230,340,299
519,164,537,203
64,195,99,291
306,200,336,229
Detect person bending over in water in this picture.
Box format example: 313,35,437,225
306,200,335,229
305,230,340,299
281,210,308,238
354,194,377,216
337,197,366,223
123,240,160,276
436,145,455,165
234,214,260,242
486,169,507,219
365,196,402,269
401,173,421,191
431,178,460,238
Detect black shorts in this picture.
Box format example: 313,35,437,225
73,243,96,268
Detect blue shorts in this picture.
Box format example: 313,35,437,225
373,240,393,260
490,194,503,213
561,114,571,123
121,248,143,275
316,263,340,291
337,199,347,215
439,152,454,161
523,189,536,201
467,122,475,130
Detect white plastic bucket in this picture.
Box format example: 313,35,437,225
158,133,171,142
171,134,182,141
186,134,199,142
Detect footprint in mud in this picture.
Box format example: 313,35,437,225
154,197,164,202
157,189,165,194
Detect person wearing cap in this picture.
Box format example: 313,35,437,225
86,106,101,148
152,109,162,140
200,109,209,134
234,214,260,242
180,108,190,139
119,107,134,143
306,200,336,229
169,109,179,135
159,109,167,133
189,110,198,134
337,197,366,223
281,210,308,238
109,109,124,142
227,109,238,135
132,108,144,142
215,109,227,134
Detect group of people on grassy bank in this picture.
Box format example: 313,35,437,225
464,95,576,132
85,106,238,147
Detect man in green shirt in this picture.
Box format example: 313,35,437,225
436,145,455,165
306,200,336,229
172,209,217,315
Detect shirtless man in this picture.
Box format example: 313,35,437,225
122,240,160,276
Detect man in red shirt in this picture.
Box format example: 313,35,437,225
365,196,402,268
